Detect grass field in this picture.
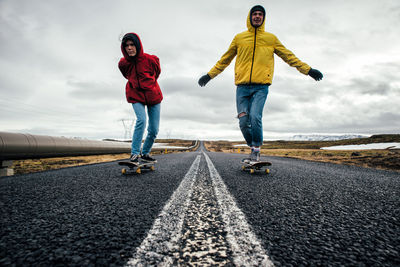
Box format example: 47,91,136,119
205,134,400,172
8,136,400,174
11,140,198,175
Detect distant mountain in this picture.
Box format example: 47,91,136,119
289,134,368,141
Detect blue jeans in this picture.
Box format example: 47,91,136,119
236,84,269,147
131,103,161,155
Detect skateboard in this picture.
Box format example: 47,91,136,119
242,161,272,174
118,161,155,174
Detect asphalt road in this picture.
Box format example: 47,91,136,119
1,145,399,266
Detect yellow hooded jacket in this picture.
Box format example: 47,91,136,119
208,10,311,85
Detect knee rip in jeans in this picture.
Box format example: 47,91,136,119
237,112,247,118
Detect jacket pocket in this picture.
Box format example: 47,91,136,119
144,87,163,105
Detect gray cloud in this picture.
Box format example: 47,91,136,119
1,0,399,140
67,79,123,101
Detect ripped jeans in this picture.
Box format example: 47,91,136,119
236,84,269,147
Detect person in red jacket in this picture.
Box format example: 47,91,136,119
118,33,163,163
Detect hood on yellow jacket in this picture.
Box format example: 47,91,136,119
208,7,311,85
246,8,266,33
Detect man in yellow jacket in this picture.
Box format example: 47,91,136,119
198,5,323,162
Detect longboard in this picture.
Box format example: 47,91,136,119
242,161,272,174
118,161,155,174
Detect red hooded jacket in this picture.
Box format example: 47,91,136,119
118,33,163,105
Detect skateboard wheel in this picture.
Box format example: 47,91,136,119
250,169,255,174
265,168,270,174
121,168,127,175
150,166,155,171
136,168,141,174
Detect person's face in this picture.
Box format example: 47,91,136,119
125,40,137,57
251,11,264,27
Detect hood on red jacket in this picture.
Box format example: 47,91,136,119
121,33,143,61
119,32,163,105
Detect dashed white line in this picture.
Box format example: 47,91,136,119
126,155,201,266
203,152,274,266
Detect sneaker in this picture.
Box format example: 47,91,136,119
130,154,140,163
241,157,251,163
241,147,253,163
141,154,157,163
250,150,260,162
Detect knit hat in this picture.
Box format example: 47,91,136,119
250,5,265,17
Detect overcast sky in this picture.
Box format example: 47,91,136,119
1,0,399,141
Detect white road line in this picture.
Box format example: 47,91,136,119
203,152,274,267
126,155,201,267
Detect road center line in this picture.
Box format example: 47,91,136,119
203,152,274,267
126,155,201,266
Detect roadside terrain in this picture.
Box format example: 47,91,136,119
205,134,400,172
11,140,196,175
9,136,400,175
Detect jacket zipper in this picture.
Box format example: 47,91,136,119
249,29,257,83
134,61,141,88
134,60,147,104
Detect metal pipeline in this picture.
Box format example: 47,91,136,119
0,132,130,160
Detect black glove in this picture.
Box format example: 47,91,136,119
198,74,211,87
308,68,323,81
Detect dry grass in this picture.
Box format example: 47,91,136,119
11,140,199,175
9,138,400,174
262,149,400,172
204,136,400,172
12,154,132,175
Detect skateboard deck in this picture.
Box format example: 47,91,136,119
242,161,272,174
118,161,155,174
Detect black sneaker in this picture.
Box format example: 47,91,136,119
141,154,157,163
241,157,251,163
130,154,140,163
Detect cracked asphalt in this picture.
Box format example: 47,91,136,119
177,156,232,266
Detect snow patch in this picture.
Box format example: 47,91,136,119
153,143,190,149
321,143,400,150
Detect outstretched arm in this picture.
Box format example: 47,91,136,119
198,37,237,87
274,37,310,75
274,37,323,81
